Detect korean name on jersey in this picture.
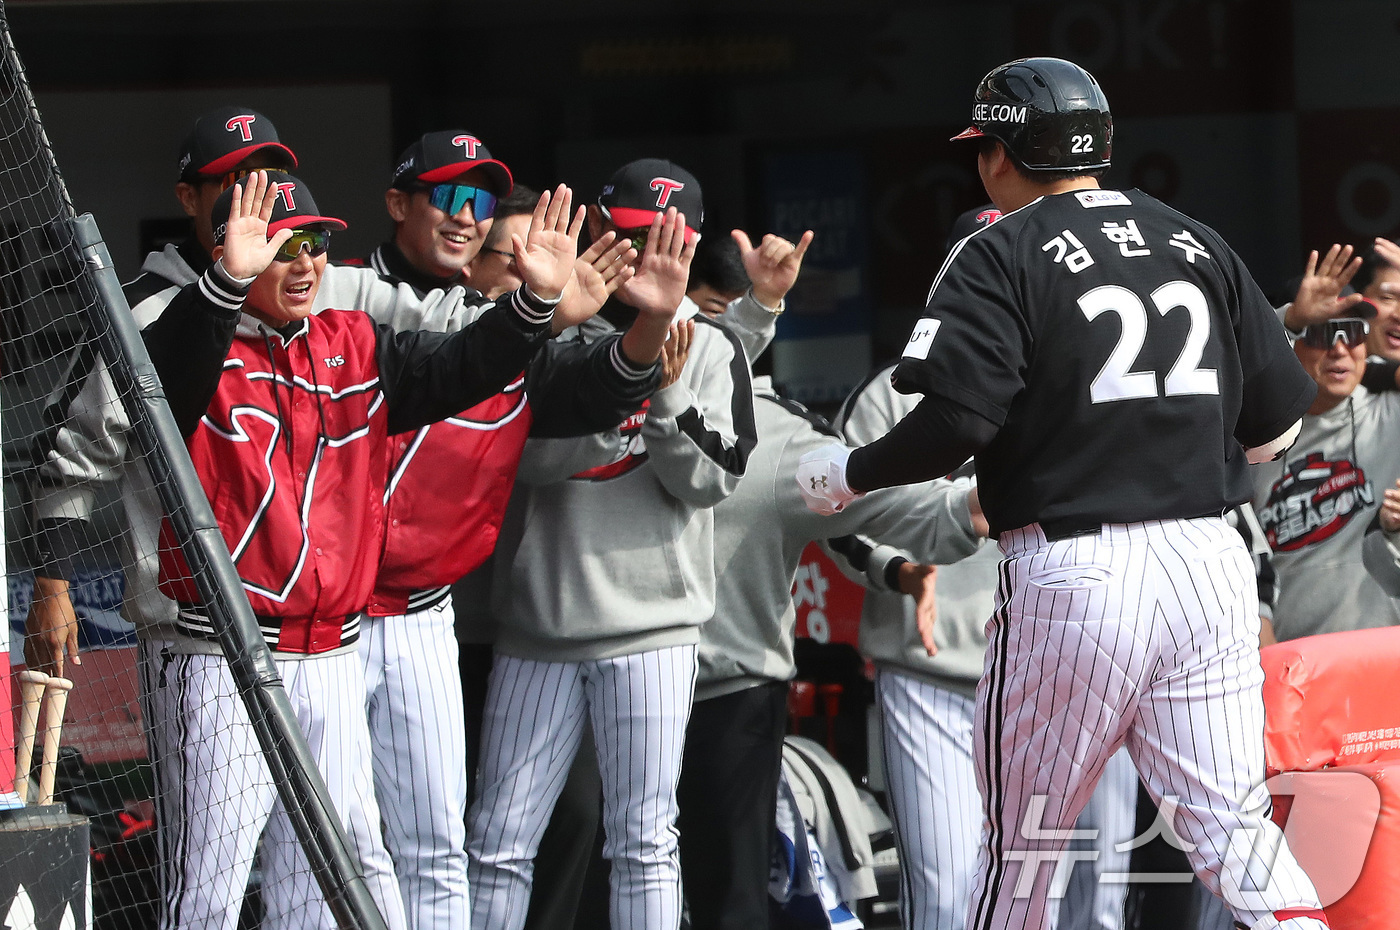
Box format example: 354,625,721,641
894,189,1313,539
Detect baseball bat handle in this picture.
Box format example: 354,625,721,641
36,677,73,807
14,670,51,803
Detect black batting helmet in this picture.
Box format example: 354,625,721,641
951,57,1112,173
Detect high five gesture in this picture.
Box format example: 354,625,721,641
619,207,699,365
218,171,294,280
512,184,585,302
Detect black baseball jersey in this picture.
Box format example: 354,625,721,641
892,188,1314,539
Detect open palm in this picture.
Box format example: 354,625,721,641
220,171,293,279
556,232,636,331
618,208,697,319
1288,243,1365,329
514,184,583,301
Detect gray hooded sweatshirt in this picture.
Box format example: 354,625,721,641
491,298,758,662
696,376,980,701
1251,386,1400,640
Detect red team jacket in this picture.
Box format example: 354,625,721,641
147,264,556,654
365,334,659,616
157,309,411,650
338,249,539,617
355,242,657,618
368,376,534,616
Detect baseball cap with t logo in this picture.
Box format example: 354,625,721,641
211,172,346,249
177,106,297,182
390,130,513,194
597,158,702,243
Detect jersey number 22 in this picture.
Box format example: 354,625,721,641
1079,281,1219,404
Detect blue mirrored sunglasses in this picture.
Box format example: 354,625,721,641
423,183,498,220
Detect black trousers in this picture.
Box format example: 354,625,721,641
677,680,789,930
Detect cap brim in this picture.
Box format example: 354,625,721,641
1350,299,1378,319
195,142,299,179
269,215,348,236
605,206,699,243
949,126,984,142
415,159,514,194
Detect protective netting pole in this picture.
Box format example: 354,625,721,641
0,4,388,927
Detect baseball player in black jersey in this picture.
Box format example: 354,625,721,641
799,58,1330,930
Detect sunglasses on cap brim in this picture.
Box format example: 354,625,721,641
273,229,332,262
414,182,498,220
1300,318,1370,350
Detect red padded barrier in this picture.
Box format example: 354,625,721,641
1260,627,1400,776
1271,764,1400,929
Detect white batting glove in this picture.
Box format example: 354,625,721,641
796,444,862,515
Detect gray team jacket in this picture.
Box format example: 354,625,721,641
697,376,980,702
491,298,757,662
837,365,993,698
1251,386,1400,641
30,243,493,652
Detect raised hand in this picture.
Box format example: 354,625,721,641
733,228,815,309
219,170,294,280
554,231,637,332
660,319,694,389
617,207,698,319
1377,237,1400,271
513,184,584,302
896,562,939,657
1284,243,1366,331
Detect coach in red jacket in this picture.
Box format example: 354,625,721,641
138,171,625,930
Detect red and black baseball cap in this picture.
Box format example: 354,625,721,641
177,106,297,182
597,158,702,242
390,130,513,194
211,172,347,246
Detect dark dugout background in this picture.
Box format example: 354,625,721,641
7,0,1398,402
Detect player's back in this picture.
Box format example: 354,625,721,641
895,188,1313,538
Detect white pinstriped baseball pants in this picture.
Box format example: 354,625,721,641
360,601,468,930
466,645,698,930
967,518,1326,930
876,672,1134,930
139,639,407,930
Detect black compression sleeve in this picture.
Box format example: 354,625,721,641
883,556,910,592
845,394,998,492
